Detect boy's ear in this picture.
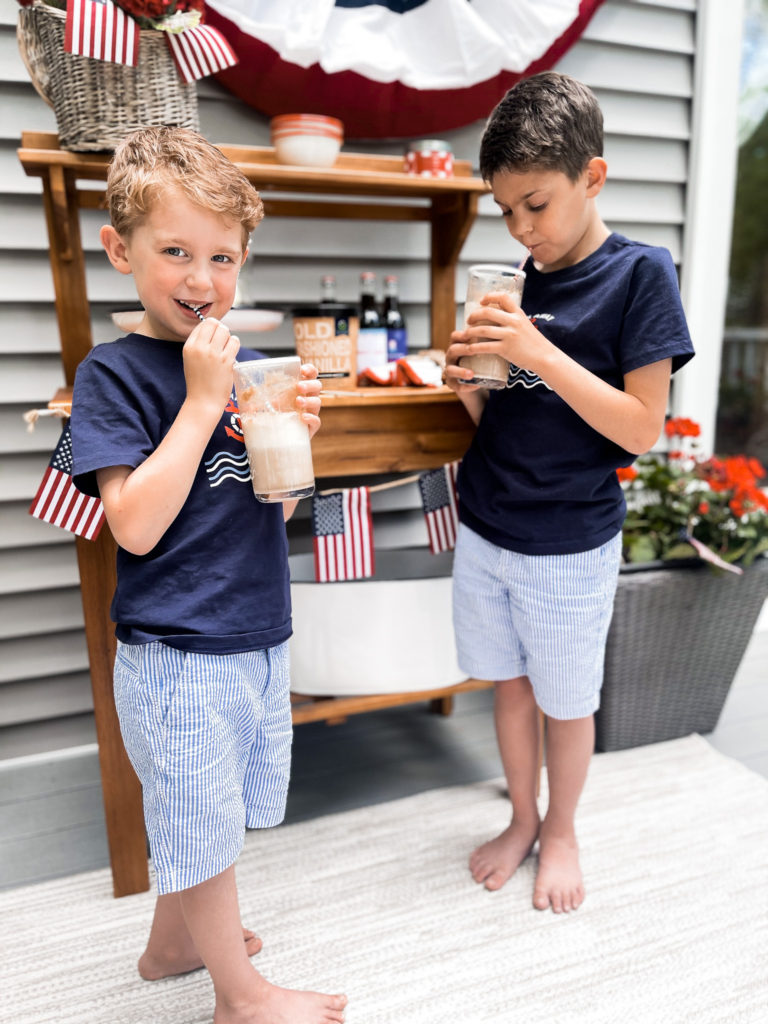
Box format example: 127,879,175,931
585,157,608,197
100,224,133,275
240,247,249,267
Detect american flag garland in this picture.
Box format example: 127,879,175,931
418,460,460,554
28,423,105,541
312,486,375,583
310,461,460,582
63,0,237,81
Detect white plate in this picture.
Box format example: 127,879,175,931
110,308,284,333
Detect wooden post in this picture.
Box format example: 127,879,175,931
76,531,149,897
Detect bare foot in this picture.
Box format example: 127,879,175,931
469,817,540,891
215,974,347,1024
533,825,584,913
139,927,263,980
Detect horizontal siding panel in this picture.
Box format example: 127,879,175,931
0,589,84,639
0,406,64,454
0,451,62,502
0,672,93,726
0,304,62,353
596,89,690,140
556,39,693,97
0,353,64,403
584,0,694,53
0,631,89,686
0,23,29,83
0,545,80,595
0,84,56,144
0,502,76,550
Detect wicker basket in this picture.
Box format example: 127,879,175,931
17,2,199,152
596,556,768,751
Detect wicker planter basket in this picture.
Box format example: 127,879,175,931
596,556,768,751
17,2,199,152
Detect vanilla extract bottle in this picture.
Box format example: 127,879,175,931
357,271,388,373
382,274,408,360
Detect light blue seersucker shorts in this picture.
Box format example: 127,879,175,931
114,640,292,894
452,523,622,720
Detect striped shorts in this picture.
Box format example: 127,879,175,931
114,640,292,894
452,524,622,719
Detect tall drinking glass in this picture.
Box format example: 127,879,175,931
233,356,315,502
459,263,526,389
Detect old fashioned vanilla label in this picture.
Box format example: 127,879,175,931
292,305,359,387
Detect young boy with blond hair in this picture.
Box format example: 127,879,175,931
444,72,695,913
71,126,346,1024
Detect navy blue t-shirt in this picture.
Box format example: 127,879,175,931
457,234,695,555
71,334,292,653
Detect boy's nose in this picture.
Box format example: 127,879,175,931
185,264,211,290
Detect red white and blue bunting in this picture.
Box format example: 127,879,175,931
204,0,607,137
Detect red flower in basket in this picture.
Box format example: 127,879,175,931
620,417,768,568
113,0,205,29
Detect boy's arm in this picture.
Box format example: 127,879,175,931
458,295,672,453
97,319,239,555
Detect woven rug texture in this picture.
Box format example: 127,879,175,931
2,734,767,1024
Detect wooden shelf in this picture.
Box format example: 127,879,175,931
23,132,483,898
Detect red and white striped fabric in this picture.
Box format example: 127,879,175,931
312,486,375,583
418,460,460,554
28,424,105,541
166,23,238,83
64,0,140,67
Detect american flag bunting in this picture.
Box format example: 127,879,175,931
28,423,105,541
65,0,140,66
418,460,460,554
312,486,374,583
166,24,238,83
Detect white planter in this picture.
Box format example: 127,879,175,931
289,576,464,695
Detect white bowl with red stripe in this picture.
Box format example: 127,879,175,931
270,114,344,167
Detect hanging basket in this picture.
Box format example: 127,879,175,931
17,2,199,152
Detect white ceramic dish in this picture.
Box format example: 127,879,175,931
110,308,284,334
272,133,341,167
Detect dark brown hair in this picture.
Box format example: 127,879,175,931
479,72,604,183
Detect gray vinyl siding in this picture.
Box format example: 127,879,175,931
0,0,698,755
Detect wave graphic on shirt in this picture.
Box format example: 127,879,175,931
506,365,553,391
205,450,251,487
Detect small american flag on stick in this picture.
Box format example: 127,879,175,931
28,424,105,541
312,486,374,583
419,460,460,553
65,0,140,66
166,24,238,83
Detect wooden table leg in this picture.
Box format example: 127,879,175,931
76,530,149,897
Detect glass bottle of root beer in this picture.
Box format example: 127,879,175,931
382,274,408,359
357,271,388,373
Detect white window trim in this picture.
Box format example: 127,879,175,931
677,0,745,451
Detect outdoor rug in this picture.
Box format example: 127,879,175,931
2,734,767,1024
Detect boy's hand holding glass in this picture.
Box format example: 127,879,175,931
459,293,546,383
296,362,322,440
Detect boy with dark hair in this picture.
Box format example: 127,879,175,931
444,72,694,913
71,126,347,1023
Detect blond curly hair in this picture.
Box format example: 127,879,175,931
106,126,263,248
